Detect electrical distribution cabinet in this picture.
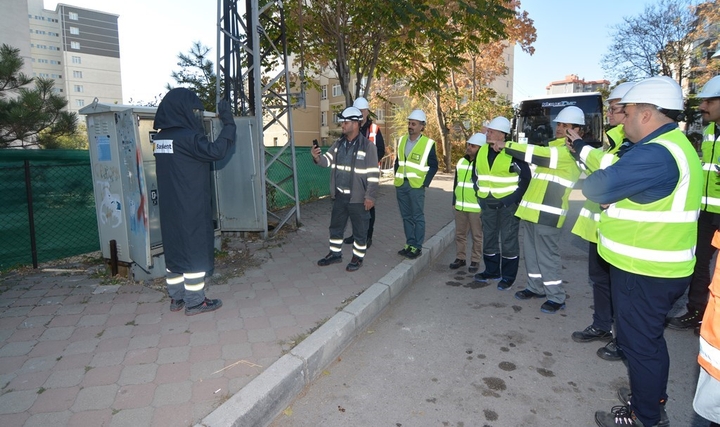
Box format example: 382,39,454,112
81,103,264,280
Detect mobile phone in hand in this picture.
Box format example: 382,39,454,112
312,139,319,148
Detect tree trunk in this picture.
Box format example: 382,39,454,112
434,91,452,173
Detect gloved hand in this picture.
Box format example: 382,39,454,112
218,100,234,126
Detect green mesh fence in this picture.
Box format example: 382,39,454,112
0,150,99,270
265,146,330,210
1,147,331,269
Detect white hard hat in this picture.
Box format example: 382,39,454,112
608,82,635,102
618,76,684,110
486,116,511,134
353,97,370,109
337,106,363,122
408,109,427,123
467,133,486,146
697,75,720,99
553,106,585,125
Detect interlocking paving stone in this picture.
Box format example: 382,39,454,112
71,384,119,412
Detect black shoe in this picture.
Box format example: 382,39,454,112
540,300,565,313
398,245,411,256
595,405,649,427
170,299,185,312
468,262,479,273
571,325,612,343
497,279,514,291
449,259,466,269
317,252,342,266
185,298,222,316
343,236,354,244
405,246,422,259
346,255,363,272
476,271,501,281
366,238,372,249
616,387,669,427
666,310,702,330
514,289,546,300
597,339,623,361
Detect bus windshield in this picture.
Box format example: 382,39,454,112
515,93,604,146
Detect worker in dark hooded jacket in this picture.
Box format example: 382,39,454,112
153,88,236,316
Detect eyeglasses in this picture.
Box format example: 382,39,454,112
609,106,626,115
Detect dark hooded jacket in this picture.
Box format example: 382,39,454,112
153,88,236,273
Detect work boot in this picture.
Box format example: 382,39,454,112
616,388,669,427
514,289,546,300
317,252,342,266
540,300,565,314
595,405,660,427
666,310,702,330
497,279,514,291
449,259,466,269
475,271,501,281
468,262,479,273
405,246,422,259
597,339,623,361
571,325,612,343
185,298,222,316
170,299,185,312
398,245,411,256
343,236,354,244
346,255,363,272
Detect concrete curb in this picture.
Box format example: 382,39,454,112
197,220,455,427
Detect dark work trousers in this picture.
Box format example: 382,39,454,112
367,206,376,239
396,179,426,248
588,242,612,332
479,202,520,282
329,195,370,259
688,210,718,314
610,266,689,427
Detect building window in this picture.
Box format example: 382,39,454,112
321,111,327,126
74,85,83,92
377,109,384,121
71,41,80,49
72,56,81,64
73,70,83,78
76,99,85,107
70,27,79,35
331,84,341,98
321,85,327,100
68,12,78,20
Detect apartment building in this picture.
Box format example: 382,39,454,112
545,74,609,95
0,0,122,115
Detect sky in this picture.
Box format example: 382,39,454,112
45,0,662,105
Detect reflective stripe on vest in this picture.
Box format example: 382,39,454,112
509,138,581,228
367,123,379,145
475,144,520,199
572,130,624,242
395,135,434,188
701,122,720,213
598,132,702,278
454,157,480,212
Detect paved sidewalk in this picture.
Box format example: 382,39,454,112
0,174,456,427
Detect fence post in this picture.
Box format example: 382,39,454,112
24,160,38,269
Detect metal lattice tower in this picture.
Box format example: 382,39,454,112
217,0,303,237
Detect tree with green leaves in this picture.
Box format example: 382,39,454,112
0,44,76,148
167,41,218,111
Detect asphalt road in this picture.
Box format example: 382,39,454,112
270,197,708,427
